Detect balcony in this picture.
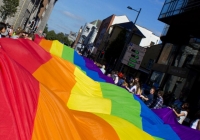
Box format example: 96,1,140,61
158,0,200,24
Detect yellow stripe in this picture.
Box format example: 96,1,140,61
95,113,155,140
50,40,63,57
67,67,111,114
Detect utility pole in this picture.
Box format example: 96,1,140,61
115,6,142,71
72,26,83,50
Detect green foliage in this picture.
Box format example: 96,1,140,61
0,0,19,21
105,29,127,62
45,29,71,46
46,30,56,40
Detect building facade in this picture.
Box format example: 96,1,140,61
93,14,130,59
74,20,102,55
136,25,161,47
0,0,57,34
67,31,77,43
150,0,200,117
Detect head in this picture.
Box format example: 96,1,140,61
158,90,164,97
182,103,189,110
150,87,156,94
27,33,35,41
135,77,139,82
102,65,105,69
15,29,25,36
0,22,7,33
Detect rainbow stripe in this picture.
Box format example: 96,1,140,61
0,37,181,140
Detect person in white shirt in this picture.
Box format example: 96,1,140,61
100,65,106,74
125,80,139,94
191,119,200,130
173,103,189,124
112,71,119,84
190,110,200,130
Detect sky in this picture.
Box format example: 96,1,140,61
47,0,165,37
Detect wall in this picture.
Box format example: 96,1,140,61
75,23,98,51
141,44,162,69
36,0,56,34
112,15,129,25
0,0,32,29
136,25,160,47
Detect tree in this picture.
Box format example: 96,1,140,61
105,29,127,64
56,32,65,42
46,30,57,40
0,0,19,21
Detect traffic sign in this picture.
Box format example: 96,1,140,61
122,43,146,69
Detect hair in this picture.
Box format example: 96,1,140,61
15,29,25,35
158,90,164,97
135,77,140,81
182,103,189,112
27,33,35,41
0,22,7,31
150,86,156,93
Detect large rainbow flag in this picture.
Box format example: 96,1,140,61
0,36,199,140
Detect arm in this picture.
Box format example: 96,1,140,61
140,95,148,101
173,109,186,117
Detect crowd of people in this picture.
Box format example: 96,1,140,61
95,63,200,131
0,22,35,40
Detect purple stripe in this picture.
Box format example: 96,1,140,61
152,108,200,140
83,57,114,84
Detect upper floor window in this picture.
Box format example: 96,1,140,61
85,26,90,32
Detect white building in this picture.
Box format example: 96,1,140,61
136,25,161,48
75,20,101,53
67,31,77,42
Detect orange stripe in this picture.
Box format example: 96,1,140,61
39,39,52,52
31,84,84,140
71,110,120,140
33,56,76,103
32,84,119,140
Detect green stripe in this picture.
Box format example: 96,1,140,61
100,82,143,129
62,45,74,63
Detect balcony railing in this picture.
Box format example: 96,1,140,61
159,0,200,19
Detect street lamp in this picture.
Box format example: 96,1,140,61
127,6,141,24
115,6,142,71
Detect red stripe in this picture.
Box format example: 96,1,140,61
33,34,43,44
0,49,40,140
0,38,52,74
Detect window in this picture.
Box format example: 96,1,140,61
85,26,90,32
161,3,170,14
